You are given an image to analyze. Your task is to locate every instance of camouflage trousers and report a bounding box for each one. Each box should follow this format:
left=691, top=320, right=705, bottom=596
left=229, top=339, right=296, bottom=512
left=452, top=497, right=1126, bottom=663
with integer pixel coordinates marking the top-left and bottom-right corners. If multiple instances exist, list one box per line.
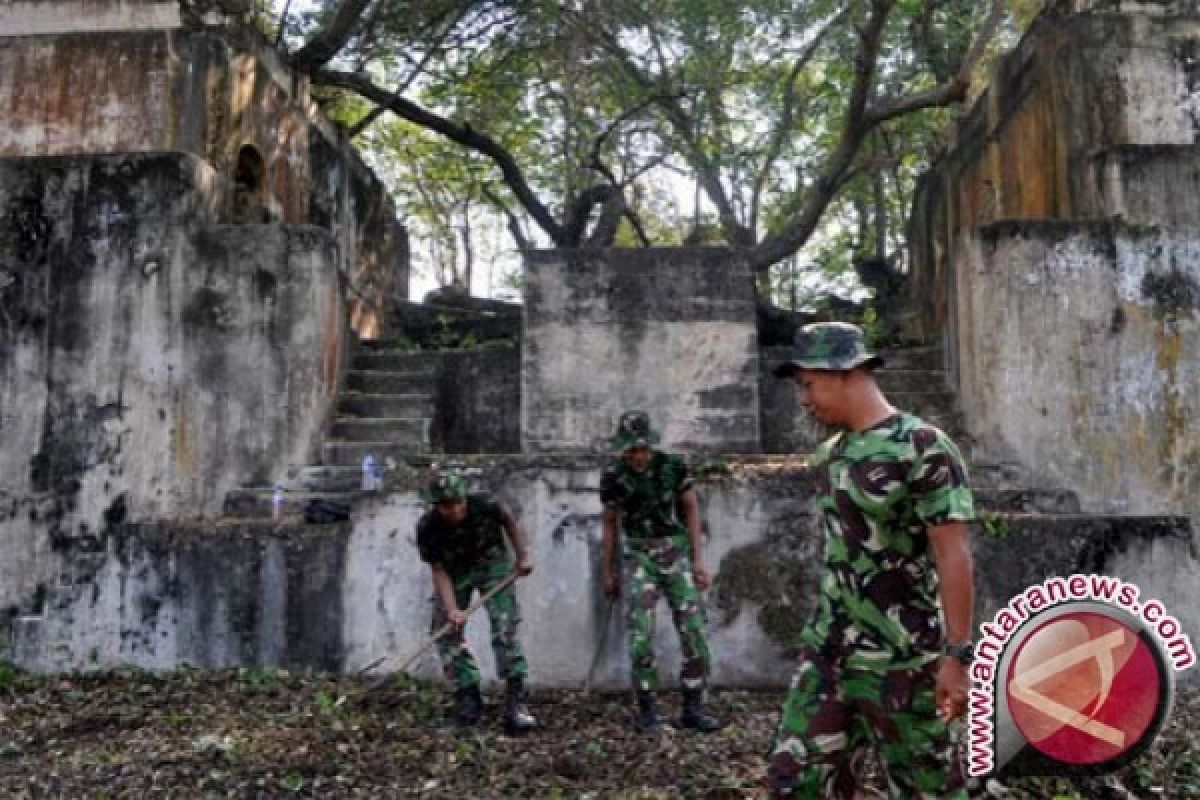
left=766, top=647, right=965, bottom=799
left=624, top=535, right=711, bottom=692
left=431, top=559, right=529, bottom=690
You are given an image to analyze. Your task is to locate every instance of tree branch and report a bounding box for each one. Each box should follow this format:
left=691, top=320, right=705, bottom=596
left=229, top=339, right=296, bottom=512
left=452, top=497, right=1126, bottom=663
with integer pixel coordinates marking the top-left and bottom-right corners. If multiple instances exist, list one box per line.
left=314, top=68, right=570, bottom=245
left=290, top=0, right=372, bottom=70
left=746, top=0, right=893, bottom=272
left=748, top=9, right=847, bottom=237
left=865, top=0, right=1005, bottom=125
left=481, top=185, right=532, bottom=251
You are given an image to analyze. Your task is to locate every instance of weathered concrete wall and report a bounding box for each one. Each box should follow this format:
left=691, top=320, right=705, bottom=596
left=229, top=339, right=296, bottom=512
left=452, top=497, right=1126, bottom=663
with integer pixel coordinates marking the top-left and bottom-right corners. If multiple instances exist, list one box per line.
left=0, top=17, right=406, bottom=330
left=908, top=3, right=1200, bottom=341
left=0, top=153, right=345, bottom=649
left=12, top=460, right=1197, bottom=687
left=522, top=248, right=762, bottom=453
left=759, top=345, right=827, bottom=454
left=3, top=460, right=823, bottom=685
left=435, top=345, right=522, bottom=454
left=952, top=220, right=1200, bottom=523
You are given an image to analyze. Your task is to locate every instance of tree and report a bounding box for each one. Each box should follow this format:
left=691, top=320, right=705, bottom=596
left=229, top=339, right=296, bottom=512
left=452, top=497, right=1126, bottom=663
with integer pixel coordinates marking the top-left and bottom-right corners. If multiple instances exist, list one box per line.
left=263, top=0, right=1020, bottom=277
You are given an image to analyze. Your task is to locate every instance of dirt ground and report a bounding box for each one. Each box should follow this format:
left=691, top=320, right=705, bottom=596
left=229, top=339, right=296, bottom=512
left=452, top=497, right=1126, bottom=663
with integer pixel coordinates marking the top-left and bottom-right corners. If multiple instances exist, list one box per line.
left=1, top=666, right=1197, bottom=798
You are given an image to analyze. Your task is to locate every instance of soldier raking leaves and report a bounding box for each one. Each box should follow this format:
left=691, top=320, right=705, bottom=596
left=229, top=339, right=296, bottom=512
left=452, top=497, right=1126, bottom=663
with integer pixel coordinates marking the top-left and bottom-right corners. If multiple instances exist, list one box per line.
left=416, top=468, right=537, bottom=734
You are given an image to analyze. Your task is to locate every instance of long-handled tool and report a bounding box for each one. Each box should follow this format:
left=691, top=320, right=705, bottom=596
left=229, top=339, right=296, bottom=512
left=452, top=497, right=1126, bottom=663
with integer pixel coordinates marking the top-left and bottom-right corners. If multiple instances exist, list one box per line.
left=362, top=570, right=520, bottom=692
left=582, top=595, right=617, bottom=696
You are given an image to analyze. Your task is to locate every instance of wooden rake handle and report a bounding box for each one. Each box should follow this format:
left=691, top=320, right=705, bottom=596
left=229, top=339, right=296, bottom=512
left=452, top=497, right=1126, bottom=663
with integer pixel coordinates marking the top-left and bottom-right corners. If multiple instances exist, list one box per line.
left=363, top=570, right=521, bottom=692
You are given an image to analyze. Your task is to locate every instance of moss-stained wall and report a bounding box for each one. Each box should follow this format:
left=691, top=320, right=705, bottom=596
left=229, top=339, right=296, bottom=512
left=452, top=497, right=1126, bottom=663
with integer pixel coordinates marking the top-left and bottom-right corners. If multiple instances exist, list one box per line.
left=0, top=19, right=407, bottom=330
left=0, top=153, right=344, bottom=649
left=953, top=220, right=1200, bottom=525
left=908, top=4, right=1200, bottom=343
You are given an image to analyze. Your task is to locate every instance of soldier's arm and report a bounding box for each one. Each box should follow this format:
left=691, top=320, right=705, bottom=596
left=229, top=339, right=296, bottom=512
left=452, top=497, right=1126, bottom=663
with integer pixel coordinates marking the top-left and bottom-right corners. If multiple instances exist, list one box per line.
left=601, top=508, right=620, bottom=596
left=431, top=563, right=467, bottom=628
left=499, top=504, right=533, bottom=575
left=929, top=521, right=974, bottom=720
left=680, top=488, right=710, bottom=590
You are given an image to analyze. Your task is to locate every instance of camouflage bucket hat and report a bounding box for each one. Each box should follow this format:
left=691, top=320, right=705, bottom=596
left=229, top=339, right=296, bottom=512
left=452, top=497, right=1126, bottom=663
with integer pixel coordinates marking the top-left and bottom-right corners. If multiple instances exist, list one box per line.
left=609, top=410, right=661, bottom=453
left=425, top=469, right=470, bottom=503
left=772, top=321, right=884, bottom=377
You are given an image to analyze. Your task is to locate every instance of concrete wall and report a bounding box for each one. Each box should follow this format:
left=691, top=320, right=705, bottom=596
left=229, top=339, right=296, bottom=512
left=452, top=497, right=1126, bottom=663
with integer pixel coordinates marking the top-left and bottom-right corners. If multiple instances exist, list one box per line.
left=952, top=220, right=1200, bottom=522
left=522, top=248, right=762, bottom=454
left=0, top=15, right=407, bottom=330
left=0, top=153, right=345, bottom=646
left=435, top=345, right=522, bottom=454
left=12, top=459, right=823, bottom=684
left=759, top=345, right=827, bottom=455
left=12, top=459, right=1197, bottom=686
left=907, top=3, right=1200, bottom=343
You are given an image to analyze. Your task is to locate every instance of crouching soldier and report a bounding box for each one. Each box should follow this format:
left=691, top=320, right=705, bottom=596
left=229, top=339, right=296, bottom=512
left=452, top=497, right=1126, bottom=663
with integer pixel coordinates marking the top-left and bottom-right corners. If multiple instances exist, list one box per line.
left=600, top=411, right=723, bottom=733
left=416, top=468, right=537, bottom=734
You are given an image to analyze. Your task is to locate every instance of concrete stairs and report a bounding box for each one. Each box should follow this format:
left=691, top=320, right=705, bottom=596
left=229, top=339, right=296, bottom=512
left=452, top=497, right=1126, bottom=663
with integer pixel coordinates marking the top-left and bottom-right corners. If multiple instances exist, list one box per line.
left=225, top=342, right=444, bottom=519
left=873, top=342, right=1195, bottom=615
left=875, top=342, right=1083, bottom=516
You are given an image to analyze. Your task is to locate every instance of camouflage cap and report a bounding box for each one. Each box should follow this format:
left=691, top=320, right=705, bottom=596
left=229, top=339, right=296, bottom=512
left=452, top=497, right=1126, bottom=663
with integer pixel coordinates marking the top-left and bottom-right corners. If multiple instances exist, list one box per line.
left=425, top=468, right=470, bottom=504
left=772, top=321, right=884, bottom=377
left=609, top=410, right=661, bottom=453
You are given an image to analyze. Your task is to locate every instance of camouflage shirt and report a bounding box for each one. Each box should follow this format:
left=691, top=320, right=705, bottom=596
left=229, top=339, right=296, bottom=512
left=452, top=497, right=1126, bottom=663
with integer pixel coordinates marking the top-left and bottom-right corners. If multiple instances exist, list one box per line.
left=599, top=451, right=693, bottom=540
left=803, top=412, right=975, bottom=668
left=416, top=493, right=510, bottom=575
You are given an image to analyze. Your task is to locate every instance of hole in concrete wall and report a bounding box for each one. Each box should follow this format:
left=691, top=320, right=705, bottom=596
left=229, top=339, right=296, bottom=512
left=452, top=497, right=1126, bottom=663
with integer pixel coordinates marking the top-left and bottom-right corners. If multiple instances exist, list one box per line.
left=231, top=144, right=266, bottom=224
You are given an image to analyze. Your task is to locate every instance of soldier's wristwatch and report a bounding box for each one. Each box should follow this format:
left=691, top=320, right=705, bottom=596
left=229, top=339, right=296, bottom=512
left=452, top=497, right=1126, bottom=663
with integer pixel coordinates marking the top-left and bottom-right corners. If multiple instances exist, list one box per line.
left=942, top=641, right=973, bottom=665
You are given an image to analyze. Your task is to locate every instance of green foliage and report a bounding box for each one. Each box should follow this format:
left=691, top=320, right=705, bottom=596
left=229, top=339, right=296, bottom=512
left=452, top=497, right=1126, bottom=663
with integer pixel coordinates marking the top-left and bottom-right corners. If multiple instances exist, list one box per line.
left=0, top=660, right=15, bottom=690
left=287, top=0, right=1041, bottom=298
left=980, top=511, right=1011, bottom=540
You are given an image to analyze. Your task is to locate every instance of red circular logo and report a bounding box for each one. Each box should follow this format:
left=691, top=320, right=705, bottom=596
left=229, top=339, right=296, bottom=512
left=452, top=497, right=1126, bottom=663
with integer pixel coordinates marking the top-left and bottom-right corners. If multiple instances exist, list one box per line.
left=1005, top=611, right=1161, bottom=765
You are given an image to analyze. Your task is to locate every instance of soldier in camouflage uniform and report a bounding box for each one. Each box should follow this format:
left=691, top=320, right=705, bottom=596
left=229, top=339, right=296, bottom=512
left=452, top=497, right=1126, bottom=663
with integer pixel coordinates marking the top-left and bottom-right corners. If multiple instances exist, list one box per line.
left=599, top=411, right=723, bottom=733
left=416, top=469, right=537, bottom=734
left=767, top=322, right=976, bottom=798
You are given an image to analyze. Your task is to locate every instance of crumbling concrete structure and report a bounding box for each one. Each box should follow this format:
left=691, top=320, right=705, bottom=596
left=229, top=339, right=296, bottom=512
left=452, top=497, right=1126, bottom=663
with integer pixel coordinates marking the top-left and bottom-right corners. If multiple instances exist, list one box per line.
left=908, top=0, right=1200, bottom=528
left=0, top=1, right=408, bottom=657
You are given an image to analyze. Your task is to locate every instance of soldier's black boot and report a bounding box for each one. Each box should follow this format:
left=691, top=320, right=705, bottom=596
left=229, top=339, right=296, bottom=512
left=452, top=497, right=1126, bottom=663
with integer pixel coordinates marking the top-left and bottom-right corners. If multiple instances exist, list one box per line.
left=680, top=688, right=723, bottom=733
left=452, top=685, right=483, bottom=727
left=503, top=677, right=537, bottom=735
left=635, top=690, right=660, bottom=733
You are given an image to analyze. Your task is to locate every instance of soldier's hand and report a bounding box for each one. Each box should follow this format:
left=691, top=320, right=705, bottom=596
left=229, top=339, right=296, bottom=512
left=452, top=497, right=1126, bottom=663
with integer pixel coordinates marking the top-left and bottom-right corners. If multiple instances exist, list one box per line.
left=447, top=609, right=468, bottom=630
left=936, top=658, right=969, bottom=722
left=603, top=573, right=619, bottom=597
left=516, top=556, right=534, bottom=576
left=693, top=562, right=711, bottom=590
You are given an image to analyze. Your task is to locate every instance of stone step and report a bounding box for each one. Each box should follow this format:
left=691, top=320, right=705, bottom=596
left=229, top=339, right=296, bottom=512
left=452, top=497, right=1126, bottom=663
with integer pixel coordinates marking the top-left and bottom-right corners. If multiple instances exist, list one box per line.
left=968, top=460, right=1026, bottom=489
left=911, top=408, right=967, bottom=438
left=287, top=466, right=372, bottom=492
left=888, top=391, right=961, bottom=419
left=337, top=392, right=436, bottom=418
left=322, top=440, right=439, bottom=466
left=224, top=488, right=362, bottom=518
left=330, top=416, right=432, bottom=443
left=972, top=513, right=1193, bottom=615
left=875, top=369, right=950, bottom=394
left=350, top=351, right=443, bottom=373
left=344, top=370, right=438, bottom=395
left=879, top=346, right=942, bottom=372
left=972, top=488, right=1081, bottom=514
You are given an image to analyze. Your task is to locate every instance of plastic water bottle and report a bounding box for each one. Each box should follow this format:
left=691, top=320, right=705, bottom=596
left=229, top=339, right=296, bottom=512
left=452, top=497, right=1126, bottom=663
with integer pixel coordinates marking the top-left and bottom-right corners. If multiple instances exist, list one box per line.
left=271, top=485, right=285, bottom=521
left=362, top=454, right=378, bottom=491
left=372, top=456, right=386, bottom=490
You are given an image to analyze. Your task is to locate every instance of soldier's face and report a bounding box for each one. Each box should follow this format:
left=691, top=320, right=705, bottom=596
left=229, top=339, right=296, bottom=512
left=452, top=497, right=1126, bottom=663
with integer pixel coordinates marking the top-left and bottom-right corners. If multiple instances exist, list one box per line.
left=794, top=369, right=846, bottom=425
left=623, top=446, right=652, bottom=472
left=435, top=498, right=467, bottom=525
